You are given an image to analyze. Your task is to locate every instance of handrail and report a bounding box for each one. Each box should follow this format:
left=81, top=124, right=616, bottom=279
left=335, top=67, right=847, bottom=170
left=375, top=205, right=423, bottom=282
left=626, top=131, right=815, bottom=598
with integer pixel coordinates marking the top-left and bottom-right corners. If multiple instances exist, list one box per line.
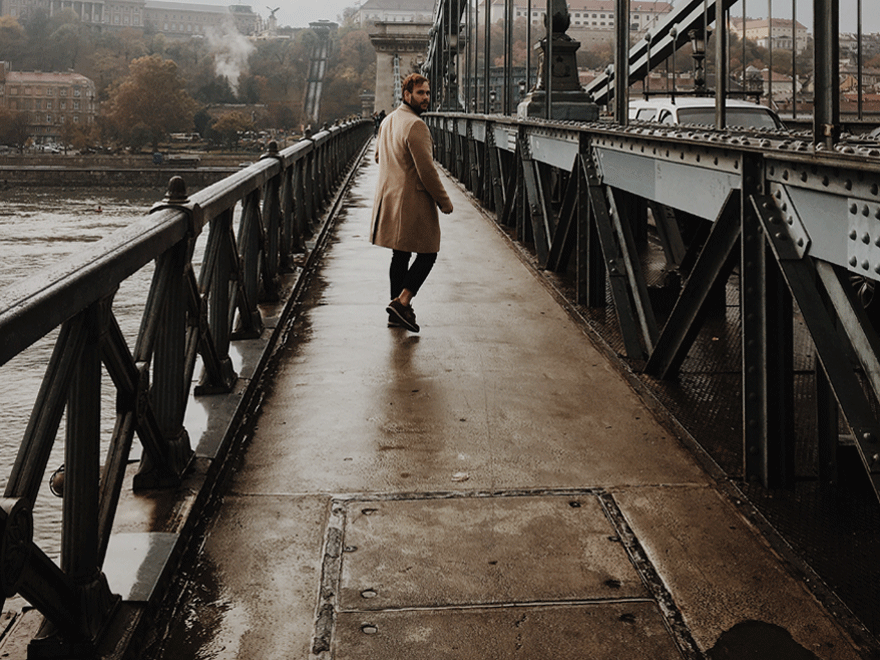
left=0, top=118, right=372, bottom=655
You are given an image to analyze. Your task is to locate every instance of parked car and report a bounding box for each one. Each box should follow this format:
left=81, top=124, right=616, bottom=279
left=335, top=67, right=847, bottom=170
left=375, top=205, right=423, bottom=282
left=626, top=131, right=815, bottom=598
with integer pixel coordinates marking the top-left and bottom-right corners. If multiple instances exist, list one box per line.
left=629, top=97, right=785, bottom=130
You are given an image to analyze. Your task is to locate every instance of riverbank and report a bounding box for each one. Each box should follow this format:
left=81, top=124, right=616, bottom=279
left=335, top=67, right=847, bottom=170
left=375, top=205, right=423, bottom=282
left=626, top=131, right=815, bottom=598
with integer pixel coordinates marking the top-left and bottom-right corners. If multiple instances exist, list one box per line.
left=0, top=153, right=260, bottom=189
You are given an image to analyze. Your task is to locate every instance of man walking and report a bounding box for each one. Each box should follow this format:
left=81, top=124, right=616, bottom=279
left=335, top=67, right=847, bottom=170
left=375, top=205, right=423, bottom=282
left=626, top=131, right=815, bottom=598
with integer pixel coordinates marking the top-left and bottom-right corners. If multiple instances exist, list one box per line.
left=370, top=73, right=453, bottom=333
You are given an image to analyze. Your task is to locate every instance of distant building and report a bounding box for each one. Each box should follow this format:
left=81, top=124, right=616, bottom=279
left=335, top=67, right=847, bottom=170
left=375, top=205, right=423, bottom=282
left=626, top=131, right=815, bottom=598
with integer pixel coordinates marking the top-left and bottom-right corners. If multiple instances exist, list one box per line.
left=0, top=63, right=97, bottom=143
left=1, top=0, right=260, bottom=37
left=486, top=0, right=672, bottom=36
left=144, top=1, right=259, bottom=37
left=730, top=17, right=809, bottom=54
left=357, top=0, right=435, bottom=26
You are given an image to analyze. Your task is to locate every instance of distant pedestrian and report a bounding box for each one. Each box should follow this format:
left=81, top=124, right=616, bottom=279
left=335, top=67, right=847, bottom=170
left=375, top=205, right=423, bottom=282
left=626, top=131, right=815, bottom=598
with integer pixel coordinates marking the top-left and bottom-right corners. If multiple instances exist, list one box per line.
left=370, top=74, right=452, bottom=333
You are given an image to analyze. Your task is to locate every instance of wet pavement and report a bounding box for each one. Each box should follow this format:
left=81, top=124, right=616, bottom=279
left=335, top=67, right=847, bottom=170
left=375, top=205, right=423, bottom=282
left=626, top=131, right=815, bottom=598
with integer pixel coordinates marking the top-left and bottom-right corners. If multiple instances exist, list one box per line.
left=152, top=149, right=866, bottom=659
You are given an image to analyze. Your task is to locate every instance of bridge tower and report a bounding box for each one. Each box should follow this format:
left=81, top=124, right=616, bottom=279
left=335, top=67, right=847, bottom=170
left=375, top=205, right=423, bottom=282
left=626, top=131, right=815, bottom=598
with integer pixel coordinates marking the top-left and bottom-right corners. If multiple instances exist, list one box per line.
left=368, top=21, right=432, bottom=114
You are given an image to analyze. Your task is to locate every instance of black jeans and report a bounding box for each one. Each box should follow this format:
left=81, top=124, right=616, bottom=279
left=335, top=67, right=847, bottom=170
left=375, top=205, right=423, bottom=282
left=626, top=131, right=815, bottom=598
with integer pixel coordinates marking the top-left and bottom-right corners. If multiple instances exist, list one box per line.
left=389, top=250, right=437, bottom=301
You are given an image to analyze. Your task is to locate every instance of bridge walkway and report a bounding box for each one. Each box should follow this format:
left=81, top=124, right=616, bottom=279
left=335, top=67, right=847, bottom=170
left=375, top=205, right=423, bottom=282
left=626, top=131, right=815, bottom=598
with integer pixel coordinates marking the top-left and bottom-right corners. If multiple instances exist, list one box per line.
left=151, top=148, right=863, bottom=659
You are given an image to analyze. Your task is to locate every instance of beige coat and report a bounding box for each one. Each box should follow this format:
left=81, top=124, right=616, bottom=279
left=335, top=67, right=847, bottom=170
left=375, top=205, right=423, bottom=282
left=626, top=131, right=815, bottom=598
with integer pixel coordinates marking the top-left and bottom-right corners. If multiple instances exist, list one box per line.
left=370, top=104, right=452, bottom=254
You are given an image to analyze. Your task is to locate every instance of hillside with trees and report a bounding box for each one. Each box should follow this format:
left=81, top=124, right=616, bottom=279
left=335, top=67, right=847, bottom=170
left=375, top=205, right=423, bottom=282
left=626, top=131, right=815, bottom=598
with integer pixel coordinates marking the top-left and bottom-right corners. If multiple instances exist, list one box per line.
left=0, top=7, right=374, bottom=150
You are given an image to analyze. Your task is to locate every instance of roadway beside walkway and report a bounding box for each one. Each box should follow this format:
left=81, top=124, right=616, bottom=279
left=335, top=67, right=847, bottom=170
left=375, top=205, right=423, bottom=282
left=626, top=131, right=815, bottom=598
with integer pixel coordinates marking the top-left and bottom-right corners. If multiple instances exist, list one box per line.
left=151, top=148, right=866, bottom=659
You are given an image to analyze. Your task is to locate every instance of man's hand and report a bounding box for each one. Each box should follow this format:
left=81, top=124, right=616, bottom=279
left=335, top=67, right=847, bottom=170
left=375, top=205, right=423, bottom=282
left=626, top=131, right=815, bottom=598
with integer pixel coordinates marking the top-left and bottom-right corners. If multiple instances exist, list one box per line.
left=439, top=201, right=453, bottom=214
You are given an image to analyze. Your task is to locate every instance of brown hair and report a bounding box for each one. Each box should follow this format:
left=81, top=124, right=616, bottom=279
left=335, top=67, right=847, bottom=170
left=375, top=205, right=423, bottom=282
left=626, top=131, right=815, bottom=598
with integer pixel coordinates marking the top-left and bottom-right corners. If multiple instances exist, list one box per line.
left=402, top=73, right=429, bottom=95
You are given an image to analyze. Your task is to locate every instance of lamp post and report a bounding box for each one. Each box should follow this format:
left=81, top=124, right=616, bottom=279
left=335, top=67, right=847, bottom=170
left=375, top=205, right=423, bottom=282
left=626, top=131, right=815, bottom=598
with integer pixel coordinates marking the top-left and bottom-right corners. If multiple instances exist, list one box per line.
left=489, top=88, right=497, bottom=113
left=689, top=27, right=710, bottom=95
left=518, top=79, right=527, bottom=100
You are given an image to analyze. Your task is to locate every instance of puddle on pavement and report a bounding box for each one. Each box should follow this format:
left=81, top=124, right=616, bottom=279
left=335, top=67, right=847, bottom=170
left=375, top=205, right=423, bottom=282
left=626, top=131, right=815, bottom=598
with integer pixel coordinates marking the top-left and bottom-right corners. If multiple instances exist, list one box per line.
left=707, top=621, right=822, bottom=659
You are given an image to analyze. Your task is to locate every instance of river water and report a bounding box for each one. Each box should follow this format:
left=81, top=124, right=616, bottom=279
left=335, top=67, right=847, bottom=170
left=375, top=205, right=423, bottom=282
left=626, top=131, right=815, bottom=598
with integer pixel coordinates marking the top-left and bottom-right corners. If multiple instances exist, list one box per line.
left=0, top=186, right=169, bottom=560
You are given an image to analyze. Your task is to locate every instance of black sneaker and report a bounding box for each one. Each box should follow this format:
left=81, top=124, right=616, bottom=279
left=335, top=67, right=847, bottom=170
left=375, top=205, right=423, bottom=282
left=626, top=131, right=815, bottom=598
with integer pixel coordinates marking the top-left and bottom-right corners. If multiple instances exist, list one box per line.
left=386, top=299, right=419, bottom=332
left=388, top=314, right=403, bottom=328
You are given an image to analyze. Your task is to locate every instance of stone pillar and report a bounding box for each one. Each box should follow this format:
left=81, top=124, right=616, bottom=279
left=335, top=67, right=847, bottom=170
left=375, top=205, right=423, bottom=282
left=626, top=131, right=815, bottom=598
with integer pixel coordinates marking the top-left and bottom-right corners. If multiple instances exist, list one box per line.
left=369, top=22, right=432, bottom=114
left=517, top=0, right=598, bottom=121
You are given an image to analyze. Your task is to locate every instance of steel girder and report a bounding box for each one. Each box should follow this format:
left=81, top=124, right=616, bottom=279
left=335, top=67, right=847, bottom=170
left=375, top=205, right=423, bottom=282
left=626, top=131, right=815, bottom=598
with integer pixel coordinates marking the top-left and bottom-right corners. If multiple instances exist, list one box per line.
left=426, top=112, right=880, bottom=502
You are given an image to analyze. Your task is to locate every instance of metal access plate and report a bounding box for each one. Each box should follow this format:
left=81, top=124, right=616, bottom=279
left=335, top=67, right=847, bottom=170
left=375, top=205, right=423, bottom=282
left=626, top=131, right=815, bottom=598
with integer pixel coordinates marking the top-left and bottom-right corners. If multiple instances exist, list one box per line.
left=333, top=602, right=682, bottom=660
left=338, top=495, right=647, bottom=610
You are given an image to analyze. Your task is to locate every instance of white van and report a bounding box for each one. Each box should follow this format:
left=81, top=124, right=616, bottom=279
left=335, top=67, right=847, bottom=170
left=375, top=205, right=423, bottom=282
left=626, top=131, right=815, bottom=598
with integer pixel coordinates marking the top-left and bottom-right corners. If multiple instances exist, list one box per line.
left=629, top=97, right=785, bottom=130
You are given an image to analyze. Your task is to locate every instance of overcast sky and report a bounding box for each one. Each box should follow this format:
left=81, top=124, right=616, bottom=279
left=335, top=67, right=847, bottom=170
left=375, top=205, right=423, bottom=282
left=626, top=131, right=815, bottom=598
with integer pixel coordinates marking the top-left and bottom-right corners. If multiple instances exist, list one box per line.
left=269, top=0, right=880, bottom=33
left=724, top=0, right=880, bottom=33
left=271, top=0, right=357, bottom=29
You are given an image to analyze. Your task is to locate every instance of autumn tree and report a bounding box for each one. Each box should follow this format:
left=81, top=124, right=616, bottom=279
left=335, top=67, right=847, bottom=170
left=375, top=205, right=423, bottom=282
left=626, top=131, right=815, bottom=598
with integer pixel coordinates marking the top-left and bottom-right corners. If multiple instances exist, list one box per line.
left=104, top=54, right=199, bottom=150
left=211, top=110, right=255, bottom=147
left=0, top=16, right=25, bottom=65
left=0, top=108, right=31, bottom=149
left=319, top=27, right=377, bottom=122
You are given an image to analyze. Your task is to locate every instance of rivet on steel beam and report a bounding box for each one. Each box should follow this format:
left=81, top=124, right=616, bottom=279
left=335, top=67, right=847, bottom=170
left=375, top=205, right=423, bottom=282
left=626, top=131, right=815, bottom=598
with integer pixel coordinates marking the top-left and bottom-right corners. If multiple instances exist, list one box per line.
left=49, top=464, right=64, bottom=497
left=787, top=216, right=794, bottom=226
left=361, top=624, right=378, bottom=635
left=823, top=176, right=830, bottom=187
left=864, top=233, right=872, bottom=244
left=798, top=238, right=805, bottom=247
left=846, top=180, right=854, bottom=191
left=850, top=204, right=859, bottom=215
left=864, top=260, right=871, bottom=270
left=776, top=232, right=787, bottom=241
left=865, top=205, right=871, bottom=217
left=361, top=589, right=378, bottom=599
left=874, top=264, right=880, bottom=274
left=851, top=230, right=858, bottom=240
left=864, top=432, right=876, bottom=443
left=801, top=171, right=808, bottom=182
left=872, top=184, right=879, bottom=196
left=775, top=190, right=782, bottom=199
left=851, top=256, right=859, bottom=267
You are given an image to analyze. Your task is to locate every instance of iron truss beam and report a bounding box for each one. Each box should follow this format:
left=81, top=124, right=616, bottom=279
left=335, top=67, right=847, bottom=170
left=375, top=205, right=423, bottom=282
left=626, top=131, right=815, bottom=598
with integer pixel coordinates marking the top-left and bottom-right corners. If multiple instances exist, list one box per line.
left=426, top=112, right=880, bottom=503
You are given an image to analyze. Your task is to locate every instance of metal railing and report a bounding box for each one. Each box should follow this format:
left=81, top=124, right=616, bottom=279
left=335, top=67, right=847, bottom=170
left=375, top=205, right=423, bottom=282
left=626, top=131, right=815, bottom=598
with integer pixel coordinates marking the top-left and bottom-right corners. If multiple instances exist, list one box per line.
left=427, top=0, right=880, bottom=138
left=427, top=110, right=880, bottom=504
left=0, top=118, right=372, bottom=655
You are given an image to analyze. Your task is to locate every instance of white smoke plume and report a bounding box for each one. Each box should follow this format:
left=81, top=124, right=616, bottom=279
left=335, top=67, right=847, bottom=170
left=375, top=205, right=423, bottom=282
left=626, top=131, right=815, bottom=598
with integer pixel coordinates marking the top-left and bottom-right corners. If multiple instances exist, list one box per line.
left=206, top=22, right=256, bottom=97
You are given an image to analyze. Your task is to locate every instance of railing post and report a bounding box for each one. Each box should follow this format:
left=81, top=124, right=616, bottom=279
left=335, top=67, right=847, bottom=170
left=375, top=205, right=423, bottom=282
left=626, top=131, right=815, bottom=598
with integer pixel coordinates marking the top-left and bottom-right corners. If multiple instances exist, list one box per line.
left=260, top=142, right=284, bottom=292
left=195, top=207, right=238, bottom=394
left=281, top=158, right=298, bottom=266
left=138, top=237, right=193, bottom=487
left=234, top=190, right=265, bottom=338
left=715, top=4, right=727, bottom=129
left=741, top=154, right=795, bottom=488
left=30, top=300, right=120, bottom=657
left=613, top=0, right=630, bottom=125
